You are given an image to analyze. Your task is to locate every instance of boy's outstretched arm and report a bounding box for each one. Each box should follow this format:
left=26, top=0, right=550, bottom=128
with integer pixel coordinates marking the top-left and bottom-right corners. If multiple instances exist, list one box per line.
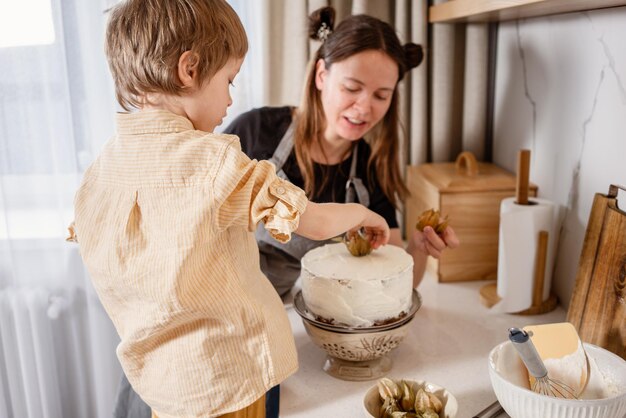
left=295, top=202, right=390, bottom=248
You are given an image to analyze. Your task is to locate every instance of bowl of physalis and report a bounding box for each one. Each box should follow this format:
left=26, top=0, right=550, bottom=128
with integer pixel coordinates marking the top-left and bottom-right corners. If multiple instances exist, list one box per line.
left=363, top=377, right=458, bottom=418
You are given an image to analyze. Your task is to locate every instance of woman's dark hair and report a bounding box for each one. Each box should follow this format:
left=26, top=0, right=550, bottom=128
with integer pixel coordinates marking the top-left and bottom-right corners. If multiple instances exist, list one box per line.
left=309, top=7, right=422, bottom=80
left=295, top=6, right=423, bottom=205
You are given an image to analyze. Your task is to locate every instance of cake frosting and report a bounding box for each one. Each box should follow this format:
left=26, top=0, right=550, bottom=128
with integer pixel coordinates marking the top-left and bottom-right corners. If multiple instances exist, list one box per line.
left=301, top=243, right=413, bottom=327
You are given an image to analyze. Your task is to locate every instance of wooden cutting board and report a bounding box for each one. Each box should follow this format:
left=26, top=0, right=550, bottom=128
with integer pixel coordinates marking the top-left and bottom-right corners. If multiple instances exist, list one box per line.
left=567, top=184, right=626, bottom=360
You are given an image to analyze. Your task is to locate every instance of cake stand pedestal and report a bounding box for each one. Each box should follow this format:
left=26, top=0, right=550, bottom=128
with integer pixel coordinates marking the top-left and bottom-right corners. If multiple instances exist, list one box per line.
left=293, top=290, right=422, bottom=382
left=323, top=355, right=392, bottom=381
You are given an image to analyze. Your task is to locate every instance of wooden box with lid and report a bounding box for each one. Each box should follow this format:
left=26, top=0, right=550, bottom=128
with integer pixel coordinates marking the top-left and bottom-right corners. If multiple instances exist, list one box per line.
left=404, top=152, right=537, bottom=282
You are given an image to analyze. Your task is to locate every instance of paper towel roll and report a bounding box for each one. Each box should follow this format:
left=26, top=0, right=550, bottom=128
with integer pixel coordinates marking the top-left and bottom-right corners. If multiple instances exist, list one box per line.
left=493, top=197, right=561, bottom=313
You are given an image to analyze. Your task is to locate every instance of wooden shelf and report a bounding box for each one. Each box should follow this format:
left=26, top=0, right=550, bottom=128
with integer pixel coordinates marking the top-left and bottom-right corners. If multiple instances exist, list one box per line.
left=429, top=0, right=626, bottom=23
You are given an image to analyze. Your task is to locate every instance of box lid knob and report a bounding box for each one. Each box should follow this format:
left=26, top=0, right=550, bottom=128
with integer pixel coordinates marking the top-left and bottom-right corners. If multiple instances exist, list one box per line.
left=455, top=151, right=479, bottom=177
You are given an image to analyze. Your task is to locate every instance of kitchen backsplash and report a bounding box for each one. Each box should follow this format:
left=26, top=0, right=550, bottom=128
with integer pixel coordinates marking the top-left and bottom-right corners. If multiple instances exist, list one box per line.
left=493, top=7, right=626, bottom=309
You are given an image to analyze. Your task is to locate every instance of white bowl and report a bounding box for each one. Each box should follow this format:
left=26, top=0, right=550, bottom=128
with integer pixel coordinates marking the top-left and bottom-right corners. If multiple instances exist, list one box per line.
left=488, top=342, right=626, bottom=418
left=362, top=379, right=458, bottom=418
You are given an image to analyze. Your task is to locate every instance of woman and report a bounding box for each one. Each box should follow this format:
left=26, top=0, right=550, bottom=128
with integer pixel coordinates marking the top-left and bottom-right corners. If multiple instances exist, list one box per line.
left=114, top=7, right=458, bottom=418
left=224, top=7, right=459, bottom=297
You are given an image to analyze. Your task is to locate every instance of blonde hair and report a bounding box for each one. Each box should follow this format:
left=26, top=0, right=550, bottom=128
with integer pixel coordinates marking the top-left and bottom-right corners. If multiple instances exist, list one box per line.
left=105, top=0, right=248, bottom=111
left=295, top=8, right=423, bottom=206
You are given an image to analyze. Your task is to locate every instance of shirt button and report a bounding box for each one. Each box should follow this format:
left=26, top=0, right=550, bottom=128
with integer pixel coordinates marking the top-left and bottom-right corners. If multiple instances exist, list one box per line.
left=276, top=186, right=286, bottom=195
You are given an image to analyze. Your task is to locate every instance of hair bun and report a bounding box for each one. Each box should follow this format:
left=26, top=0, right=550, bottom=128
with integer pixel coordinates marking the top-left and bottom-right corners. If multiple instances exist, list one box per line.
left=308, top=7, right=336, bottom=41
left=404, top=43, right=424, bottom=69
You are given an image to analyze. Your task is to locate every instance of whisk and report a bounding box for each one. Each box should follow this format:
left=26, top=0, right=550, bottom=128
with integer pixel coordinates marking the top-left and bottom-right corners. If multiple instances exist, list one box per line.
left=508, top=327, right=579, bottom=399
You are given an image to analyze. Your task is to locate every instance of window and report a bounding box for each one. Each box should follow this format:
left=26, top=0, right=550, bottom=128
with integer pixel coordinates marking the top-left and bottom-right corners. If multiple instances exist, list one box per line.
left=0, top=0, right=55, bottom=48
left=0, top=0, right=116, bottom=243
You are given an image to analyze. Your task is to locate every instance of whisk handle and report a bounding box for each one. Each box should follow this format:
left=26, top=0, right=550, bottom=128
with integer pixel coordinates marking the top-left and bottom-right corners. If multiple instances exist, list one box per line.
left=508, top=328, right=548, bottom=379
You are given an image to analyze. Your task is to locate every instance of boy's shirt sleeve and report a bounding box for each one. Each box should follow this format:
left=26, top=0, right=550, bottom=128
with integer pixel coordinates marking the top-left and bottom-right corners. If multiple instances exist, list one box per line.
left=213, top=138, right=307, bottom=243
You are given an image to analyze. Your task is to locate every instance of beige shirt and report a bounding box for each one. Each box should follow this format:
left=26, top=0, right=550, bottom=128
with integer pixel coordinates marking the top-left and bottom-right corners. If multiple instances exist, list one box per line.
left=70, top=110, right=307, bottom=417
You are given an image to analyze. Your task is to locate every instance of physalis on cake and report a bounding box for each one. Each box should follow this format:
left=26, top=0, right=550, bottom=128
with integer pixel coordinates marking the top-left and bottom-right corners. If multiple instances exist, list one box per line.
left=343, top=228, right=373, bottom=257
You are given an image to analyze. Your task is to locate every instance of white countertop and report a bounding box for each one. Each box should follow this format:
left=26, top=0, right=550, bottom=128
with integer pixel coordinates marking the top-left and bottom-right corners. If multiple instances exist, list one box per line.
left=279, top=272, right=566, bottom=418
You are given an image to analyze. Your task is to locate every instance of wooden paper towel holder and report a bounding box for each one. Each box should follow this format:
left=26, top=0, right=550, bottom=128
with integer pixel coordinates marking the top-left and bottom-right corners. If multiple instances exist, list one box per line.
left=479, top=230, right=558, bottom=314
left=479, top=150, right=557, bottom=314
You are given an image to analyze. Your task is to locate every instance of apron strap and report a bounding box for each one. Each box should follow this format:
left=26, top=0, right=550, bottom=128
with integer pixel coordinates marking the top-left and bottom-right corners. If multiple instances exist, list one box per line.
left=345, top=144, right=370, bottom=207
left=269, top=121, right=296, bottom=181
left=271, top=120, right=370, bottom=207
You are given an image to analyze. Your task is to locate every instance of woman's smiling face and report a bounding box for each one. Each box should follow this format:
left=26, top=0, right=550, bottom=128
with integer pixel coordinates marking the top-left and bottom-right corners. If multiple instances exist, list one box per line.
left=315, top=49, right=399, bottom=143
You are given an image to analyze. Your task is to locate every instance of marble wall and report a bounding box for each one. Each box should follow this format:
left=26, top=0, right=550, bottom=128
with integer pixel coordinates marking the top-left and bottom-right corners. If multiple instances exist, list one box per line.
left=493, top=7, right=626, bottom=308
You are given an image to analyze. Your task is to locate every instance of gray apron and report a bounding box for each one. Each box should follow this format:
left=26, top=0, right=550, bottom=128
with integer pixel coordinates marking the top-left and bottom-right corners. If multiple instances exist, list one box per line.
left=256, top=122, right=370, bottom=296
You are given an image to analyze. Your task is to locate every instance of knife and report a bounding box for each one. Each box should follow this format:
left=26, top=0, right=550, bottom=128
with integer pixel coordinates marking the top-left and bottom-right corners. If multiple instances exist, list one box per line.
left=472, top=400, right=505, bottom=418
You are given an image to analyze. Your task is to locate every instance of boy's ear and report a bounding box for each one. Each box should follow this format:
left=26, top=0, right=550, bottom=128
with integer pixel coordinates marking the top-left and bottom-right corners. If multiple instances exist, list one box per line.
left=178, top=51, right=200, bottom=88
left=314, top=59, right=327, bottom=91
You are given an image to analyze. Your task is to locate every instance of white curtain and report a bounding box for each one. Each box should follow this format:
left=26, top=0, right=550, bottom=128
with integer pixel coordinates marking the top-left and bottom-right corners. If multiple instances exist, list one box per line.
left=220, top=0, right=270, bottom=129
left=0, top=0, right=123, bottom=416
left=0, top=0, right=261, bottom=417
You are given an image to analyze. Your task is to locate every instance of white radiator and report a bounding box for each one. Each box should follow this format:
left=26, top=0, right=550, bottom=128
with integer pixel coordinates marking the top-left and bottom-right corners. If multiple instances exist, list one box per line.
left=0, top=287, right=120, bottom=418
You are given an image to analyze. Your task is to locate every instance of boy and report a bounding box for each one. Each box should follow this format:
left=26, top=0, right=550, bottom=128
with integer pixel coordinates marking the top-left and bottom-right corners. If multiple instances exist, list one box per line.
left=69, top=1, right=389, bottom=417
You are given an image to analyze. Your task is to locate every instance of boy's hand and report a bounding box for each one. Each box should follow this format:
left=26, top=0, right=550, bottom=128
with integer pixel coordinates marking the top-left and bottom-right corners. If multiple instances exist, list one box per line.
left=410, top=225, right=459, bottom=258
left=357, top=209, right=390, bottom=249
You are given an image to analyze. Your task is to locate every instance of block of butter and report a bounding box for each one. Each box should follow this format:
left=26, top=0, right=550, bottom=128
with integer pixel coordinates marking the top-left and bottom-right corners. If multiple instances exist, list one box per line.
left=523, top=322, right=589, bottom=397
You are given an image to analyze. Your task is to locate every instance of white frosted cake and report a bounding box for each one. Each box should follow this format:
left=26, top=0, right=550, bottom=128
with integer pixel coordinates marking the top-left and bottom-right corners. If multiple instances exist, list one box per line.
left=301, top=243, right=413, bottom=327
